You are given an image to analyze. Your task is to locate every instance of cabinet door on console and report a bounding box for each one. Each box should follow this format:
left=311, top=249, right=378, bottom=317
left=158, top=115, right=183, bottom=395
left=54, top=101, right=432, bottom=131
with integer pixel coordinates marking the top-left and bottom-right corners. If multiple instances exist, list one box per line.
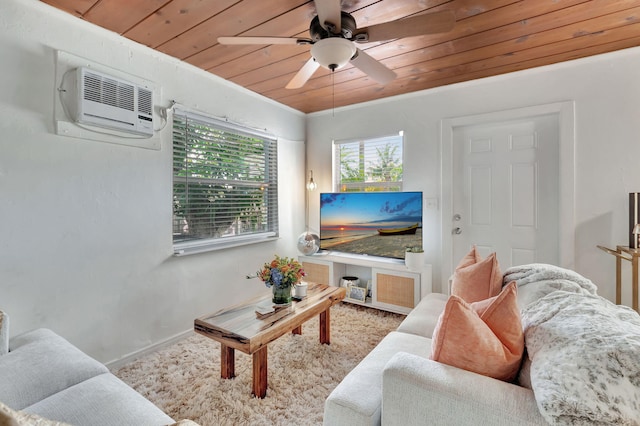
left=301, top=261, right=330, bottom=285
left=373, top=269, right=420, bottom=313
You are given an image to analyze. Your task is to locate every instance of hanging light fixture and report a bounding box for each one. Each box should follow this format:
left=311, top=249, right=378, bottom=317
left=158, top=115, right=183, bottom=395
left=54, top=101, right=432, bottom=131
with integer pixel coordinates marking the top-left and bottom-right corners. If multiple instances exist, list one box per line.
left=298, top=170, right=320, bottom=255
left=310, top=38, right=356, bottom=71
left=306, top=170, right=317, bottom=191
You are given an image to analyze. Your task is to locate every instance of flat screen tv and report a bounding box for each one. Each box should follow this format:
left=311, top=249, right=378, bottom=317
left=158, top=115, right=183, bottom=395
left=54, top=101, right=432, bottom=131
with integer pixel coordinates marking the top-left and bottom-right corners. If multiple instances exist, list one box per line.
left=319, top=191, right=423, bottom=260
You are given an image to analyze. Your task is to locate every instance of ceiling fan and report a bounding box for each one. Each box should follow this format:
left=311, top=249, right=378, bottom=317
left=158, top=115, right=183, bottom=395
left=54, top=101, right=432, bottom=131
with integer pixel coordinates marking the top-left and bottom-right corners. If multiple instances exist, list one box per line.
left=218, top=0, right=455, bottom=89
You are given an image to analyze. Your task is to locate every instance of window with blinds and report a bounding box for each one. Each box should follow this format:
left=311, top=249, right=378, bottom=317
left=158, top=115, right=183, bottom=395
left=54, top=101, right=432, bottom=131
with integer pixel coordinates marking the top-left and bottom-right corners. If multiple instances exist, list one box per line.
left=172, top=108, right=278, bottom=254
left=334, top=133, right=404, bottom=192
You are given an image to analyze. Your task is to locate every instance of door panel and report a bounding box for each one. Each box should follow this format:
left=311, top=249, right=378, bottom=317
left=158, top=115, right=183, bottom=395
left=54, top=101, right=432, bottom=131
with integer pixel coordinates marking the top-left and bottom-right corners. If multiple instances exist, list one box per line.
left=452, top=114, right=559, bottom=270
left=470, top=166, right=492, bottom=226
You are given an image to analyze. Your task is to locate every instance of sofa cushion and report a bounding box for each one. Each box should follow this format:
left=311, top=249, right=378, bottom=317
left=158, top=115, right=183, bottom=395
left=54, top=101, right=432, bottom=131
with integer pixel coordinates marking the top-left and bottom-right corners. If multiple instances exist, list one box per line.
left=0, top=400, right=72, bottom=426
left=382, top=352, right=547, bottom=426
left=23, top=373, right=174, bottom=426
left=451, top=248, right=502, bottom=303
left=396, top=292, right=448, bottom=338
left=0, top=312, right=8, bottom=356
left=0, top=329, right=108, bottom=410
left=522, top=290, right=640, bottom=425
left=324, top=331, right=432, bottom=426
left=430, top=282, right=524, bottom=382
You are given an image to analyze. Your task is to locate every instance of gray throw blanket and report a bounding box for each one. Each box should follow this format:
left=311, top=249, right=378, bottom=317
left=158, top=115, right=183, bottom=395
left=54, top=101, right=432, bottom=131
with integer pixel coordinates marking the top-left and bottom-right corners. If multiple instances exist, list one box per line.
left=506, top=264, right=640, bottom=425
left=502, top=263, right=597, bottom=308
left=521, top=290, right=640, bottom=425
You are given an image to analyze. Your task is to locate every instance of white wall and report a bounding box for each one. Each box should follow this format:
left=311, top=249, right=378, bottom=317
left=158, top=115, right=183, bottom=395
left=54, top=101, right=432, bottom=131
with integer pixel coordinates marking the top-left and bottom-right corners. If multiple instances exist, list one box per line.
left=307, top=46, right=640, bottom=307
left=0, top=0, right=306, bottom=364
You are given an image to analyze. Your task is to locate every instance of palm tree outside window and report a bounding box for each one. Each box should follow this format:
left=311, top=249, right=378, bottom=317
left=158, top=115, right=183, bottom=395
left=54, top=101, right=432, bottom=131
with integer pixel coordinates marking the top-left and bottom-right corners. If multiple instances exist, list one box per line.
left=333, top=132, right=403, bottom=192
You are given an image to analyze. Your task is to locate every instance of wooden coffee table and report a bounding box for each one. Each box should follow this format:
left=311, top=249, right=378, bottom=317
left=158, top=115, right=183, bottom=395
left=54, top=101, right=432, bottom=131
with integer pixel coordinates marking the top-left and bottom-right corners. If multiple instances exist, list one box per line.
left=194, top=282, right=346, bottom=398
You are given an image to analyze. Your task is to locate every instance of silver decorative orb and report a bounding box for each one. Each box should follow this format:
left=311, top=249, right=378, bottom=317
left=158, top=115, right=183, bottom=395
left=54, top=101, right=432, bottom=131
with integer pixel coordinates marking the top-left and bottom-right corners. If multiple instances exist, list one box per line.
left=297, top=232, right=320, bottom=255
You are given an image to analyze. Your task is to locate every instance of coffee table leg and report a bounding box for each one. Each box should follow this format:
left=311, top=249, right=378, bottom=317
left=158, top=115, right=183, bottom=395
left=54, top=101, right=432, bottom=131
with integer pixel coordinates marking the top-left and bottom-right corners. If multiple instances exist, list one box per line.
left=320, top=308, right=330, bottom=344
left=252, top=346, right=268, bottom=398
left=221, top=344, right=235, bottom=379
left=292, top=325, right=302, bottom=335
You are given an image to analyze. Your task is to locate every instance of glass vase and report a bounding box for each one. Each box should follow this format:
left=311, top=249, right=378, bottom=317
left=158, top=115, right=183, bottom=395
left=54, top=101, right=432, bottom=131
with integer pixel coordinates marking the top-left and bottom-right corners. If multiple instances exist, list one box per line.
left=272, top=285, right=292, bottom=306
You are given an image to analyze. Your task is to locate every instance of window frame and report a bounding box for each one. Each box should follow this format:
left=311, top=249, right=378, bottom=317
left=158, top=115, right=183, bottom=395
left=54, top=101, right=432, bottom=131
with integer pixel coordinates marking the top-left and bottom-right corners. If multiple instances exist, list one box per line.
left=172, top=107, right=279, bottom=256
left=333, top=132, right=404, bottom=192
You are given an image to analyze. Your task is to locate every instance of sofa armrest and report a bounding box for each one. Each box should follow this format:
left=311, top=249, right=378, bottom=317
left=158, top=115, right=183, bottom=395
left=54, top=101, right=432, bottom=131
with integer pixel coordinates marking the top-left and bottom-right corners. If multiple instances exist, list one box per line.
left=382, top=352, right=546, bottom=426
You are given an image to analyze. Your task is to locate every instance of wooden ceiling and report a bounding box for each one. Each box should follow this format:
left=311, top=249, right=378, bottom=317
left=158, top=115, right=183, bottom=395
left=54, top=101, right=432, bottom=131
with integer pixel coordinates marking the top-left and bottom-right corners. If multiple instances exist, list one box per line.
left=41, top=0, right=640, bottom=113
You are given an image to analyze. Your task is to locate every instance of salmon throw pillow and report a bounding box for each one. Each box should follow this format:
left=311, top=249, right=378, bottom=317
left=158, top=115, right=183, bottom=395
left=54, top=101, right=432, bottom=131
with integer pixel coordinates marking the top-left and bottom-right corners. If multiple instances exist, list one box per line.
left=455, top=244, right=482, bottom=270
left=430, top=281, right=524, bottom=382
left=451, top=246, right=502, bottom=303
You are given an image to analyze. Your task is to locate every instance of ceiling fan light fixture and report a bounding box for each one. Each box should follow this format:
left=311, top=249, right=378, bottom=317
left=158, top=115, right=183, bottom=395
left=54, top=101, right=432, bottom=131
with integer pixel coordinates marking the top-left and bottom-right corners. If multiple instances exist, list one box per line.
left=311, top=38, right=356, bottom=71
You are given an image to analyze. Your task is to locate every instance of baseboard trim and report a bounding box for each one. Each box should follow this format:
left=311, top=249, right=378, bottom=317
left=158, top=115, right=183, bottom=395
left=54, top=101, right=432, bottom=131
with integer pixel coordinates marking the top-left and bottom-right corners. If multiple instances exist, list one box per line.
left=105, top=329, right=194, bottom=371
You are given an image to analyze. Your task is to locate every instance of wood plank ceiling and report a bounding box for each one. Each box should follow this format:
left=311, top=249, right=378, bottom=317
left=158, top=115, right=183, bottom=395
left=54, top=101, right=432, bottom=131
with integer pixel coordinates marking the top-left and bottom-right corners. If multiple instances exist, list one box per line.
left=41, top=0, right=640, bottom=113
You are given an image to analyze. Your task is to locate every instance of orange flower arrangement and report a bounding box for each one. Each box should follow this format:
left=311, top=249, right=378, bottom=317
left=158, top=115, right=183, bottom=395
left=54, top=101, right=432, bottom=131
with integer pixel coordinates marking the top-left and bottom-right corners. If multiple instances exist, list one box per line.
left=257, top=255, right=305, bottom=289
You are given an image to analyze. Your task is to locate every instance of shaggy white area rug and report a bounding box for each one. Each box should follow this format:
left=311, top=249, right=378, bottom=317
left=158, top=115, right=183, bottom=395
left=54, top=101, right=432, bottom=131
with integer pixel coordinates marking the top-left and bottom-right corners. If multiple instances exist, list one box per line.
left=113, top=303, right=403, bottom=426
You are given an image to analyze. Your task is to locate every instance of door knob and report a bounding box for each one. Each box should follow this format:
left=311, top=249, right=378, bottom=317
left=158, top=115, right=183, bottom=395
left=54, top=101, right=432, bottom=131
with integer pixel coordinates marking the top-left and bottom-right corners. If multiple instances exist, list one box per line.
left=452, top=227, right=462, bottom=235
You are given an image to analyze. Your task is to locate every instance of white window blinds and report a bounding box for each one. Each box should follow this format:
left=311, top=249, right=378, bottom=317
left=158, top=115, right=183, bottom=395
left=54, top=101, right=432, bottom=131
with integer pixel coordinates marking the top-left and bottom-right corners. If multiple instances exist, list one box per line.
left=334, top=133, right=403, bottom=192
left=172, top=108, right=278, bottom=254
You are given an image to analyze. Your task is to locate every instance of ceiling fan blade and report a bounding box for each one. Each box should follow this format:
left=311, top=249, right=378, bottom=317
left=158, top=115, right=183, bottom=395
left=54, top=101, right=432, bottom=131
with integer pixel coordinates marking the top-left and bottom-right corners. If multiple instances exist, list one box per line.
left=356, top=10, right=455, bottom=43
left=218, top=36, right=311, bottom=45
left=350, top=49, right=396, bottom=85
left=314, top=0, right=342, bottom=33
left=286, top=57, right=320, bottom=89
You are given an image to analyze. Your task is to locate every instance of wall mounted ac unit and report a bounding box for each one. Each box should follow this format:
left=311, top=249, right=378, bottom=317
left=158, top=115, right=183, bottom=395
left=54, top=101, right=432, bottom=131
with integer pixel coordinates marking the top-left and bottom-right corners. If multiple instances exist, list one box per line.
left=63, top=67, right=154, bottom=137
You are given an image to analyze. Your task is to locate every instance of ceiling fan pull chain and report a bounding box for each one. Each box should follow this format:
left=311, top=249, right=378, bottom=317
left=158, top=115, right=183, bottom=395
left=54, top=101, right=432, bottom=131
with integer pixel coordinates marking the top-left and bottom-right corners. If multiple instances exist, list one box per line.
left=332, top=70, right=335, bottom=117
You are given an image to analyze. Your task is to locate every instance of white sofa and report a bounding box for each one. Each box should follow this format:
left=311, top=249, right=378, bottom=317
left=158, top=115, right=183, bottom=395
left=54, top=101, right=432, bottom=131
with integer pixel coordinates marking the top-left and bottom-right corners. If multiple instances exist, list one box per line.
left=324, top=264, right=640, bottom=425
left=323, top=291, right=546, bottom=426
left=0, top=312, right=183, bottom=426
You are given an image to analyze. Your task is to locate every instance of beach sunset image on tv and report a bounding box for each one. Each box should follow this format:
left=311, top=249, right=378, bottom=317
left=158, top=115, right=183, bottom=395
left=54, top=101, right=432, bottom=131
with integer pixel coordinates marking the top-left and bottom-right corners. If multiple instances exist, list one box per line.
left=319, top=192, right=423, bottom=259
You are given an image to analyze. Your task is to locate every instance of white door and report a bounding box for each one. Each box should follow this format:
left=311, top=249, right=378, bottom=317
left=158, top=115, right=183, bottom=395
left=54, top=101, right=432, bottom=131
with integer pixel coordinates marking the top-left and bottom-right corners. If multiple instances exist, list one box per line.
left=452, top=114, right=560, bottom=269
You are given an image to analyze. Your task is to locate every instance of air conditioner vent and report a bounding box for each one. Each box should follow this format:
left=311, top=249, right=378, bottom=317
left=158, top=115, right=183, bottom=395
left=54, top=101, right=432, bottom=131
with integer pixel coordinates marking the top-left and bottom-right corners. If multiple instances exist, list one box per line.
left=65, top=67, right=154, bottom=137
left=138, top=88, right=153, bottom=115
left=83, top=72, right=135, bottom=111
